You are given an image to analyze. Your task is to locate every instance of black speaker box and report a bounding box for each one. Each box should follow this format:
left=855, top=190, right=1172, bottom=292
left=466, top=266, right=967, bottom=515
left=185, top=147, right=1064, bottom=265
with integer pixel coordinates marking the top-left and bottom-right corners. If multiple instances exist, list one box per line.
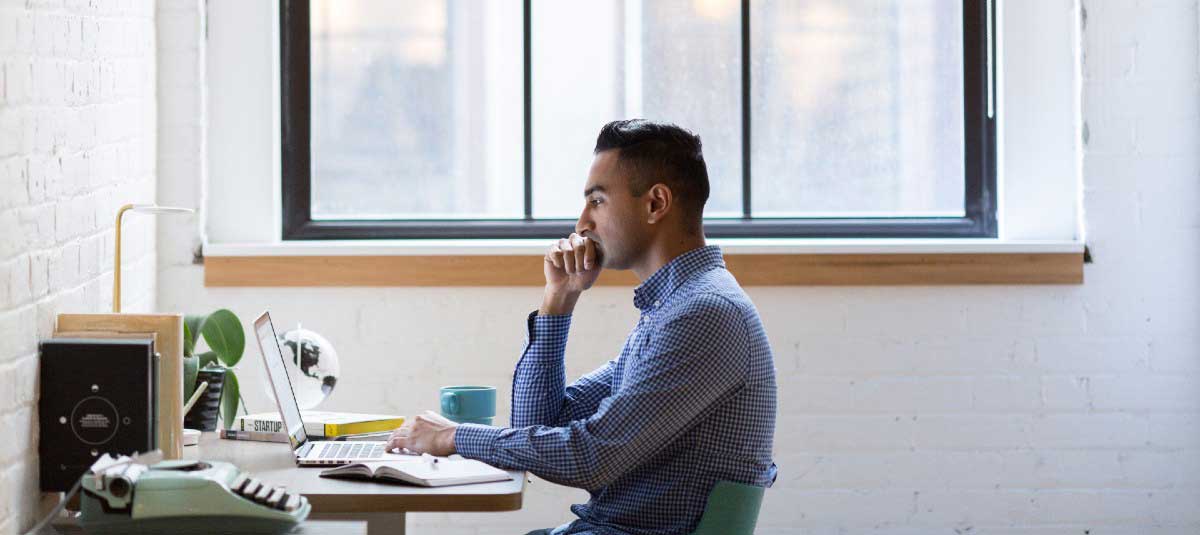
left=38, top=338, right=157, bottom=491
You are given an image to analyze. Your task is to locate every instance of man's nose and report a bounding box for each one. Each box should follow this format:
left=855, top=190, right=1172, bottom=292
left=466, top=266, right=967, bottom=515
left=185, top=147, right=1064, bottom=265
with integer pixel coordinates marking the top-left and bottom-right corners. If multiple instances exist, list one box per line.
left=575, top=213, right=594, bottom=235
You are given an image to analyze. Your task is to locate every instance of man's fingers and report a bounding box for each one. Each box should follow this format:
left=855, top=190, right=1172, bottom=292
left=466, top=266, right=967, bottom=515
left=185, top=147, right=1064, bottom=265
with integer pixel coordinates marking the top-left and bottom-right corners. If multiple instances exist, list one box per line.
left=557, top=238, right=575, bottom=273
left=573, top=236, right=591, bottom=271
left=583, top=237, right=596, bottom=270
left=573, top=239, right=587, bottom=272
left=547, top=245, right=563, bottom=268
left=554, top=239, right=573, bottom=269
left=563, top=244, right=577, bottom=273
left=547, top=235, right=595, bottom=274
left=568, top=233, right=595, bottom=271
left=388, top=435, right=407, bottom=452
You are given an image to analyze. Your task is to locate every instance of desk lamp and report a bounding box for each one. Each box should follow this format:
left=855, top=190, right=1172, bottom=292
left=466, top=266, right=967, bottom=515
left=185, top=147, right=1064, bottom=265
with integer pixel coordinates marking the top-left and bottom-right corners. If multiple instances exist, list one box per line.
left=113, top=204, right=194, bottom=312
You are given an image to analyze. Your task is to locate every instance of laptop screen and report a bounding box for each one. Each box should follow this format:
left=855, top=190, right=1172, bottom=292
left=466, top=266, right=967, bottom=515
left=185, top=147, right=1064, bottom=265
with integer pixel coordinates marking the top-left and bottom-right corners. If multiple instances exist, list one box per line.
left=254, top=312, right=308, bottom=450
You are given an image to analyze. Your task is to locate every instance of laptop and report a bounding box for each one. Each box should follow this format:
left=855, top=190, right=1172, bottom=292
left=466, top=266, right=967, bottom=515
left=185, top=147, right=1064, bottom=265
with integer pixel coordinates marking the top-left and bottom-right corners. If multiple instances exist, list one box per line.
left=254, top=311, right=398, bottom=466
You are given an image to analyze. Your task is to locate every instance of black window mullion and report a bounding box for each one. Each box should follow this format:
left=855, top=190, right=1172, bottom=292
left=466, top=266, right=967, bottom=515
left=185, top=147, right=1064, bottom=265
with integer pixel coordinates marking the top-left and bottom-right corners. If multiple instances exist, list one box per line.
left=280, top=0, right=311, bottom=240
left=740, top=0, right=751, bottom=220
left=961, top=0, right=998, bottom=237
left=523, top=0, right=532, bottom=221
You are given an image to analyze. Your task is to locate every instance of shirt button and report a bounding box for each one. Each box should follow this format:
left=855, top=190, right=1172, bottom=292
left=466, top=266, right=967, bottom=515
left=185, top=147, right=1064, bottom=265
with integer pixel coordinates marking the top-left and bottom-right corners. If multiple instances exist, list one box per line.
left=653, top=300, right=661, bottom=308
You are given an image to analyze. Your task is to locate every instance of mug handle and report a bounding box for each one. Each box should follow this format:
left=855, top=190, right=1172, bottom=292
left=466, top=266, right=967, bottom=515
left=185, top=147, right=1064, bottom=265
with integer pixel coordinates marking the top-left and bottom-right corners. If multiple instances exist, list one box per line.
left=441, top=391, right=459, bottom=415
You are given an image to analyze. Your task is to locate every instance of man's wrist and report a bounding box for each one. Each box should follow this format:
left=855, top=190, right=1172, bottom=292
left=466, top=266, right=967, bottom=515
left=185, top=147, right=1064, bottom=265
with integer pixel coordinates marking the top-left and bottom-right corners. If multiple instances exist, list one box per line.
left=539, top=288, right=580, bottom=316
left=441, top=425, right=459, bottom=455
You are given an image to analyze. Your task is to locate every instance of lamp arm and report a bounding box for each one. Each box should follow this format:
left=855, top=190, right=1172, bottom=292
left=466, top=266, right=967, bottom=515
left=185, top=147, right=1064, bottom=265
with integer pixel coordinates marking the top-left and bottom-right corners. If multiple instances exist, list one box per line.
left=112, top=203, right=135, bottom=313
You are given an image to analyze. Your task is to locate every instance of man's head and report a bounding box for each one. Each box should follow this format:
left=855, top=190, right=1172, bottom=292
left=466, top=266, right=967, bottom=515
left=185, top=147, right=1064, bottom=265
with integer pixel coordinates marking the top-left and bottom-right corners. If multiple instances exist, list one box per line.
left=576, top=119, right=710, bottom=270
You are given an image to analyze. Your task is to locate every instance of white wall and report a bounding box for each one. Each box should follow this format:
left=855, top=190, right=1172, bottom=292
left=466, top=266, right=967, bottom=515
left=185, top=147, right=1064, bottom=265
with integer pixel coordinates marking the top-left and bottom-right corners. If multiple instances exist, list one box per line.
left=0, top=1, right=158, bottom=533
left=155, top=1, right=1200, bottom=534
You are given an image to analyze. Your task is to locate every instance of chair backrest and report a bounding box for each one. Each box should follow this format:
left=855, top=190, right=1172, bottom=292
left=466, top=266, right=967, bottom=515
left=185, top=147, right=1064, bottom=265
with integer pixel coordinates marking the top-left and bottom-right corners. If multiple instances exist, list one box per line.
left=690, top=481, right=765, bottom=535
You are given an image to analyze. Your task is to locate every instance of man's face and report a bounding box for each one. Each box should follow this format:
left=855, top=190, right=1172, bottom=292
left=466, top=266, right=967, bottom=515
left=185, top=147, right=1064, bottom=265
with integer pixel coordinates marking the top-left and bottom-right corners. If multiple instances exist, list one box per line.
left=575, top=150, right=650, bottom=270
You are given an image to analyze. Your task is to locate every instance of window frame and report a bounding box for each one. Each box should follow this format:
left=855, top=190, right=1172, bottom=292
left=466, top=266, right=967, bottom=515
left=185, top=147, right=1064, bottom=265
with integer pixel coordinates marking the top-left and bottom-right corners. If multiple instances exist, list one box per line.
left=280, top=0, right=997, bottom=240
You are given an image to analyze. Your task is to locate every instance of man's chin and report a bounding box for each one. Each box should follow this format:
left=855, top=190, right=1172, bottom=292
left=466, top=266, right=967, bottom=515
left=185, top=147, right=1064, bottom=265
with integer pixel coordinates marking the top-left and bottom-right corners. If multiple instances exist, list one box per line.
left=598, top=254, right=626, bottom=271
left=592, top=243, right=608, bottom=268
left=593, top=242, right=628, bottom=271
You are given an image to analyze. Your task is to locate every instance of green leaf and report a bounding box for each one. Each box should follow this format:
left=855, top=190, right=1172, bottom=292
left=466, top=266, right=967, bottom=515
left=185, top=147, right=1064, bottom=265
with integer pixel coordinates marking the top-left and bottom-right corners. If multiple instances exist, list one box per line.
left=183, top=355, right=199, bottom=404
left=197, top=351, right=219, bottom=369
left=201, top=309, right=245, bottom=368
left=220, top=370, right=240, bottom=430
left=183, top=314, right=207, bottom=357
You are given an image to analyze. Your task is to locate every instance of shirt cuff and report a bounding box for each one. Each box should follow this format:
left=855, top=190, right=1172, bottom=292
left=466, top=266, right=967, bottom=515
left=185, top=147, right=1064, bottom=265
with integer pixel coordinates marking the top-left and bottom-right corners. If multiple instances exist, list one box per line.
left=525, top=310, right=572, bottom=356
left=453, top=423, right=504, bottom=464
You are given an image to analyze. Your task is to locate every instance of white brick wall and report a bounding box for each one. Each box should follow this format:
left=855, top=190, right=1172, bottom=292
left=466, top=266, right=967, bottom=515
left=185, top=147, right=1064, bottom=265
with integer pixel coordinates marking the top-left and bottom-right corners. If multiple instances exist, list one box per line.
left=0, top=1, right=157, bottom=534
left=158, top=0, right=1200, bottom=533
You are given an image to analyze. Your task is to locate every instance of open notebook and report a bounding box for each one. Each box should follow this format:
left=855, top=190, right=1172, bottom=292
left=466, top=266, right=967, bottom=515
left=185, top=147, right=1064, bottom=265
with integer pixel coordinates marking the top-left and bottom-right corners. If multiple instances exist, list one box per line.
left=319, top=458, right=512, bottom=487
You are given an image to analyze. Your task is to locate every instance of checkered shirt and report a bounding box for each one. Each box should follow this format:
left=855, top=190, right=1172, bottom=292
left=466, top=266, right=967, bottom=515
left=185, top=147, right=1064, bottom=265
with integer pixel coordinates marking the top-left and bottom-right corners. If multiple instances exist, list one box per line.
left=455, top=245, right=778, bottom=535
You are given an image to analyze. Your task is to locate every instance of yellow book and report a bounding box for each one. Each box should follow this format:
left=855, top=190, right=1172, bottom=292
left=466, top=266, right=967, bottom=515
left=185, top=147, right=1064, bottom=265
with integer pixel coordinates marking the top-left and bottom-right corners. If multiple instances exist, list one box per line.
left=236, top=411, right=405, bottom=438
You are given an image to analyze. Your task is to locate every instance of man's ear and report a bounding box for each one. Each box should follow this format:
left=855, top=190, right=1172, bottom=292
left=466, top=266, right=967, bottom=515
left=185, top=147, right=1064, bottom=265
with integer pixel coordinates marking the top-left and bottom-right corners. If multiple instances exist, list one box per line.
left=645, top=183, right=672, bottom=224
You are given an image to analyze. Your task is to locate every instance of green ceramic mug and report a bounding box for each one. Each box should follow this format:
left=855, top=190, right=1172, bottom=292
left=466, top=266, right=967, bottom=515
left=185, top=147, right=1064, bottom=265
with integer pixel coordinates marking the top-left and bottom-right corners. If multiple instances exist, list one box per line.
left=439, top=385, right=496, bottom=425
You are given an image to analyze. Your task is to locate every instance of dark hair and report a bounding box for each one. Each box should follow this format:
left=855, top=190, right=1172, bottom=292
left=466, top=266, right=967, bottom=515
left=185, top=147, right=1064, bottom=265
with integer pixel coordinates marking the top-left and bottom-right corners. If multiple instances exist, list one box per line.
left=594, top=119, right=710, bottom=232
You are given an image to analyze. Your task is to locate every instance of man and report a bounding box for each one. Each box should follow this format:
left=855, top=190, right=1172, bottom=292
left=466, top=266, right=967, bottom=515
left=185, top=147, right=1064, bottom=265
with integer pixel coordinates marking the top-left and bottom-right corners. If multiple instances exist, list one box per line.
left=391, top=119, right=778, bottom=534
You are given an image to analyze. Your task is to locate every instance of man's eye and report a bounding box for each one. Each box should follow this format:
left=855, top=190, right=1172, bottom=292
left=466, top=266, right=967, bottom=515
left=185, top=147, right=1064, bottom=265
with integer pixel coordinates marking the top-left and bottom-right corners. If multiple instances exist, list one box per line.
left=589, top=198, right=603, bottom=206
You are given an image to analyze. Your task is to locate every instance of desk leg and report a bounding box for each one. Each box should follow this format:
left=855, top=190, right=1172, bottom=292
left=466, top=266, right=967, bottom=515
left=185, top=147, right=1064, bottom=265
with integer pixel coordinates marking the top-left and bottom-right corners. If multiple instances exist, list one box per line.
left=310, top=512, right=405, bottom=535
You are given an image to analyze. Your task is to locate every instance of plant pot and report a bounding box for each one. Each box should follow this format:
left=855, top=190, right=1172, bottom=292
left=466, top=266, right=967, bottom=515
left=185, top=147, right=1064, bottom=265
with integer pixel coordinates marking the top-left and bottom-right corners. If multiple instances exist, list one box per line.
left=184, top=369, right=226, bottom=432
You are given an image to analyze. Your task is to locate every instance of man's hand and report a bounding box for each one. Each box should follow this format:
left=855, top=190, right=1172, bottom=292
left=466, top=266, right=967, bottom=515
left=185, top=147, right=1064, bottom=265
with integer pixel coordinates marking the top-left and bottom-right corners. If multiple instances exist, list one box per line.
left=387, top=414, right=459, bottom=456
left=541, top=233, right=601, bottom=315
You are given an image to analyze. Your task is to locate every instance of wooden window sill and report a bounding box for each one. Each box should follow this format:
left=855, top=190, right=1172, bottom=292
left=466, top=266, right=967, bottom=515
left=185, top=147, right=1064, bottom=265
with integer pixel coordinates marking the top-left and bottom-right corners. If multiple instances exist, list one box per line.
left=202, top=240, right=1085, bottom=286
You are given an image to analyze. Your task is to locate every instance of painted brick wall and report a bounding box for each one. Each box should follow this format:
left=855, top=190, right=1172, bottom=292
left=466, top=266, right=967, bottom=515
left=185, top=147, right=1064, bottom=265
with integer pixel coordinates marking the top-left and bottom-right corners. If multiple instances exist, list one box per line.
left=0, top=1, right=157, bottom=533
left=154, top=0, right=1199, bottom=534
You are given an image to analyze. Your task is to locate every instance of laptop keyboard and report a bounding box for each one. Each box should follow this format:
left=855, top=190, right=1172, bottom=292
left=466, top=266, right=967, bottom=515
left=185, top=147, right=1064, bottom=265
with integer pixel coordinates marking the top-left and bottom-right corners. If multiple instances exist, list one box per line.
left=317, top=442, right=387, bottom=459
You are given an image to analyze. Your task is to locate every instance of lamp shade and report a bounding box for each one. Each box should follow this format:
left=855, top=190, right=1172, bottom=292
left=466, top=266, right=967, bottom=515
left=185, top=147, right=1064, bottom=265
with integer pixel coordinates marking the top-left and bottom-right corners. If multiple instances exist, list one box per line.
left=127, top=204, right=195, bottom=215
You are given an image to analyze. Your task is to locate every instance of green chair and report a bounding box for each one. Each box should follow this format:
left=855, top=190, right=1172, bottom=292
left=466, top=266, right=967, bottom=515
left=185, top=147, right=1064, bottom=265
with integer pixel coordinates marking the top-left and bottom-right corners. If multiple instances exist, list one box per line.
left=690, top=481, right=766, bottom=535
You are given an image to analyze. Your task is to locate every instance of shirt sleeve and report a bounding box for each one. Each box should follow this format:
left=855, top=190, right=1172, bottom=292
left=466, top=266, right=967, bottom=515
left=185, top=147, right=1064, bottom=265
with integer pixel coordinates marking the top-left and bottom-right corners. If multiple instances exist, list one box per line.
left=455, top=295, right=750, bottom=490
left=509, top=310, right=614, bottom=428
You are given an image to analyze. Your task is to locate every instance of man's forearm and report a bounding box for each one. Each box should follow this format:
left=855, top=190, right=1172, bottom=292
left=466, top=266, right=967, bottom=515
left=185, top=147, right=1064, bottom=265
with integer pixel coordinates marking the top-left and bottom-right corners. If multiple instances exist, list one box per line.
left=511, top=311, right=572, bottom=428
left=455, top=421, right=613, bottom=490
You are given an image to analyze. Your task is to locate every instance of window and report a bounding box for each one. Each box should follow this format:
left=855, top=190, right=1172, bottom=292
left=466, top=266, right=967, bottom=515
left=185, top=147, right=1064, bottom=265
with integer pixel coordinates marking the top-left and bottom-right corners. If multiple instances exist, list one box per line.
left=281, top=0, right=996, bottom=240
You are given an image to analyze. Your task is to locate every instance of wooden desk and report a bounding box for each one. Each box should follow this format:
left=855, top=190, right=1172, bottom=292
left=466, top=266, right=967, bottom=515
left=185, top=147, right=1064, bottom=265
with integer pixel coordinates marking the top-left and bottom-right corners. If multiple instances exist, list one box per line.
left=186, top=432, right=526, bottom=535
left=54, top=520, right=369, bottom=534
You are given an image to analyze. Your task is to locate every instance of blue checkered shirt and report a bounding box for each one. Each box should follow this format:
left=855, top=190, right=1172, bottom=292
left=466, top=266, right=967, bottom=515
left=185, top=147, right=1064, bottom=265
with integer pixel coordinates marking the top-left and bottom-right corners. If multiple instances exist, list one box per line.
left=455, top=245, right=778, bottom=535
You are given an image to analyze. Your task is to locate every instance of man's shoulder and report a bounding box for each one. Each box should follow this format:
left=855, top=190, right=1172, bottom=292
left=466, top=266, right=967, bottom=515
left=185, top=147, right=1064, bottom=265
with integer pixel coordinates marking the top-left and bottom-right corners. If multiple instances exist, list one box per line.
left=664, top=269, right=756, bottom=325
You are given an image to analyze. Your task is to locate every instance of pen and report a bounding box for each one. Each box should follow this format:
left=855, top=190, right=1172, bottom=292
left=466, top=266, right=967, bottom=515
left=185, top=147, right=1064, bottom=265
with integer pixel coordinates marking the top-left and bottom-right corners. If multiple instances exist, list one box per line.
left=420, top=453, right=439, bottom=468
left=183, top=381, right=208, bottom=414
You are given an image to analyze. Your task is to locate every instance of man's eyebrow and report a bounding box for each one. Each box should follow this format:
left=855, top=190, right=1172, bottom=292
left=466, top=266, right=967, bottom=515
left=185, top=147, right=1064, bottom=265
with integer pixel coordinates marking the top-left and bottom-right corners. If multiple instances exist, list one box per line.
left=583, top=185, right=607, bottom=197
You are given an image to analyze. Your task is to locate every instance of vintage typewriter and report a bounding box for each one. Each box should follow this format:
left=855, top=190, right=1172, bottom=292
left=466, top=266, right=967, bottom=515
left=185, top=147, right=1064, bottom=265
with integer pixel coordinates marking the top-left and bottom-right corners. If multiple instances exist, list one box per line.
left=77, top=453, right=310, bottom=534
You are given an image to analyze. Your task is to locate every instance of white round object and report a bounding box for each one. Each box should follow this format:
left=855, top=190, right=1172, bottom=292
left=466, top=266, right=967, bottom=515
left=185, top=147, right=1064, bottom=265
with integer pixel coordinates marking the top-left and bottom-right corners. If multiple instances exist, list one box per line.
left=265, top=328, right=340, bottom=410
left=183, top=427, right=201, bottom=446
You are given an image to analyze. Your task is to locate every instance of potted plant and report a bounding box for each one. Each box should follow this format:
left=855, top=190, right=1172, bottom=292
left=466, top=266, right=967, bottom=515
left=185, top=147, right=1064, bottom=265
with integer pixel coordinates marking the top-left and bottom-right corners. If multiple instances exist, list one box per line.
left=182, top=308, right=246, bottom=430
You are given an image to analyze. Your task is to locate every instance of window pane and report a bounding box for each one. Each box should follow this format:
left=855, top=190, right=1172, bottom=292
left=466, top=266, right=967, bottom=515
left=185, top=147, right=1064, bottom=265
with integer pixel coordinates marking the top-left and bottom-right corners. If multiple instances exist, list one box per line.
left=532, top=0, right=742, bottom=220
left=751, top=0, right=965, bottom=217
left=310, top=0, right=523, bottom=220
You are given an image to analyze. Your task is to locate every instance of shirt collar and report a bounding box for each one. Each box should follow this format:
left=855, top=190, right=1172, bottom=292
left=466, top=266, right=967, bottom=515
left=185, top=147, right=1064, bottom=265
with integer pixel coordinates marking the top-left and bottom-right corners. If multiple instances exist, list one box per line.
left=632, top=245, right=725, bottom=312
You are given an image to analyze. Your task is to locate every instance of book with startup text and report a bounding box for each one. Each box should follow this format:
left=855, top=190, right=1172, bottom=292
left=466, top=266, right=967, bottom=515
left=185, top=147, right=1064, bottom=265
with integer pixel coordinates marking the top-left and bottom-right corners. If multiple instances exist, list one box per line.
left=219, top=428, right=289, bottom=443
left=234, top=410, right=405, bottom=438
left=319, top=458, right=512, bottom=487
